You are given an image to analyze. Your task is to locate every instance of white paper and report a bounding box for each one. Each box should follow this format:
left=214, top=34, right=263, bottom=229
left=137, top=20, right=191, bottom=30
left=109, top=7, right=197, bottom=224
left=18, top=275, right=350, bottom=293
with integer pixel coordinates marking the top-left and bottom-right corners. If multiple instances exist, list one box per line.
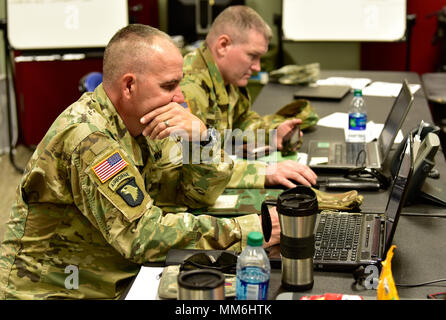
left=125, top=266, right=163, bottom=300
left=365, top=121, right=404, bottom=143
left=317, top=112, right=349, bottom=129
left=309, top=157, right=329, bottom=165
left=316, top=77, right=372, bottom=89
left=362, top=81, right=420, bottom=97
left=211, top=195, right=239, bottom=209
left=297, top=152, right=308, bottom=165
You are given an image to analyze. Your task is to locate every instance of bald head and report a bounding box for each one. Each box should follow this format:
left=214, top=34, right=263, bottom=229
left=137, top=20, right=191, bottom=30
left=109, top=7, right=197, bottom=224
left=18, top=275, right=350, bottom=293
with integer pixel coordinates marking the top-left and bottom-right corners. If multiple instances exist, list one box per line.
left=206, top=5, right=272, bottom=46
left=103, top=24, right=178, bottom=89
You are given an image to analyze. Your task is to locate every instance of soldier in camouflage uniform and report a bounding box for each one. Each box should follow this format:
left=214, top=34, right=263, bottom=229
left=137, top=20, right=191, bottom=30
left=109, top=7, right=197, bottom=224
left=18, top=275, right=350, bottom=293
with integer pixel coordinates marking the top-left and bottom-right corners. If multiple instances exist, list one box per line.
left=181, top=6, right=318, bottom=189
left=0, top=25, right=280, bottom=300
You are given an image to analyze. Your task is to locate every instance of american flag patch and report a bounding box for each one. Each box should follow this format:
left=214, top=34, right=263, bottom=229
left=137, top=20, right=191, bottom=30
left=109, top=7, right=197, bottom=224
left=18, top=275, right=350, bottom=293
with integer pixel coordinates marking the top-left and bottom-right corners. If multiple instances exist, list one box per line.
left=92, top=151, right=128, bottom=183
left=180, top=101, right=190, bottom=111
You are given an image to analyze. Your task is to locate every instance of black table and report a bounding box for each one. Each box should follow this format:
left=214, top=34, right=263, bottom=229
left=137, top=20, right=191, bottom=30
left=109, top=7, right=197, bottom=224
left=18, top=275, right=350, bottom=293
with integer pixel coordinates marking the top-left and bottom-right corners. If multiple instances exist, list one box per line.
left=253, top=70, right=446, bottom=299
left=253, top=70, right=446, bottom=214
left=124, top=71, right=445, bottom=301
left=268, top=216, right=446, bottom=300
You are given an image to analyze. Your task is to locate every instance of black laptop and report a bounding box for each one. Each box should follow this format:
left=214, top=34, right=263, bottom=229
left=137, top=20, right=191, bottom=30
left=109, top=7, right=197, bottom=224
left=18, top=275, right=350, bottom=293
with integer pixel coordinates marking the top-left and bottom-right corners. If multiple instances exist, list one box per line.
left=267, top=135, right=413, bottom=271
left=307, top=79, right=414, bottom=170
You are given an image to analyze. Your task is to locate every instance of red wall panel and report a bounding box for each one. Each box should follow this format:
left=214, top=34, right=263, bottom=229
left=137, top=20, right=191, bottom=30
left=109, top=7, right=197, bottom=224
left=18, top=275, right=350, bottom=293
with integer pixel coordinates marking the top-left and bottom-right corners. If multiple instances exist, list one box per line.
left=128, top=0, right=159, bottom=26
left=361, top=0, right=446, bottom=74
left=14, top=57, right=103, bottom=146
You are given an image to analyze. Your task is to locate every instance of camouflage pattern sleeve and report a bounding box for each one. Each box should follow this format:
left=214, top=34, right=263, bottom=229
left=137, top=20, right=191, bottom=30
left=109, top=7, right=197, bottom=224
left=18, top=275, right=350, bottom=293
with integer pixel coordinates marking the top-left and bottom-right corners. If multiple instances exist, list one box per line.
left=232, top=87, right=280, bottom=137
left=74, top=133, right=261, bottom=263
left=180, top=77, right=213, bottom=125
left=144, top=136, right=234, bottom=209
left=181, top=45, right=278, bottom=140
left=226, top=160, right=266, bottom=189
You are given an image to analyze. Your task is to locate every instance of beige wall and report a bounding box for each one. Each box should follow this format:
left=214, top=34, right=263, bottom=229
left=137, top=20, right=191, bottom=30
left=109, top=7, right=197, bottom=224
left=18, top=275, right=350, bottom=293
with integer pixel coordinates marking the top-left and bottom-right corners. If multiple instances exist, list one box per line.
left=159, top=0, right=360, bottom=70
left=0, top=0, right=360, bottom=76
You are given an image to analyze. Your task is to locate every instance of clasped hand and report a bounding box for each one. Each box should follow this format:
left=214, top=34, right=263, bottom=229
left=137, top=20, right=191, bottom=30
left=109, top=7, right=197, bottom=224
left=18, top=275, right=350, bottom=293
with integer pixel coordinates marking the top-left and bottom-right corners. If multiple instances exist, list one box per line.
left=140, top=102, right=207, bottom=141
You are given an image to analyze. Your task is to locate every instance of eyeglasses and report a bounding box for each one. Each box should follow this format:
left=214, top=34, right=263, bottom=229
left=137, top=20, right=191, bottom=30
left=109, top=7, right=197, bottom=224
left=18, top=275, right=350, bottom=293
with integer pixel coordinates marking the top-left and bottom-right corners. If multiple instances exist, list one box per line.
left=180, top=252, right=238, bottom=274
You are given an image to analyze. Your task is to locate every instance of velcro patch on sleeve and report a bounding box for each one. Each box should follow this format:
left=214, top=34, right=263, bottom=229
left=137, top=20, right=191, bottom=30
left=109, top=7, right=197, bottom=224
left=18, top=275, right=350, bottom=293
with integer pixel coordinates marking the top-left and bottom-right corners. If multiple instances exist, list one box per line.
left=117, top=177, right=144, bottom=207
left=92, top=151, right=128, bottom=183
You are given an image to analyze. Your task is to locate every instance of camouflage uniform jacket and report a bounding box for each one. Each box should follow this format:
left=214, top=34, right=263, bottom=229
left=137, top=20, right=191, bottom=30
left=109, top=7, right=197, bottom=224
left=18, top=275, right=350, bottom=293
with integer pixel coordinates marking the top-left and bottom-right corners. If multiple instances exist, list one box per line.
left=0, top=84, right=261, bottom=300
left=181, top=43, right=272, bottom=189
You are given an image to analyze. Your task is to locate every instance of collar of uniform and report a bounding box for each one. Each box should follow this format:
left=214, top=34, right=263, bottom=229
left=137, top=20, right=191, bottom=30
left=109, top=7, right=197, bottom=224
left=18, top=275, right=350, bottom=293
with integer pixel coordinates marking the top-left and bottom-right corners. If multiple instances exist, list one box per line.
left=93, top=84, right=145, bottom=166
left=198, top=42, right=239, bottom=109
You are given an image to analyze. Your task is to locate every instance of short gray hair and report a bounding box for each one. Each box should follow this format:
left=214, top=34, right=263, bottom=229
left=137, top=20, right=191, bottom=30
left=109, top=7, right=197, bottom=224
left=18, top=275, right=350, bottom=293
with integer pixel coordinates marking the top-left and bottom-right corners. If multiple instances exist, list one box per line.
left=206, top=6, right=272, bottom=45
left=103, top=24, right=175, bottom=86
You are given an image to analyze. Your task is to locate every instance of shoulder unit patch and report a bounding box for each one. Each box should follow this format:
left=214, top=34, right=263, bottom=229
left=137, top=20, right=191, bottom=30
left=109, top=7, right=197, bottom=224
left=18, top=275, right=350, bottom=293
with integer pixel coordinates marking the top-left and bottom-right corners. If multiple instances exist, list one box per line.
left=117, top=177, right=144, bottom=207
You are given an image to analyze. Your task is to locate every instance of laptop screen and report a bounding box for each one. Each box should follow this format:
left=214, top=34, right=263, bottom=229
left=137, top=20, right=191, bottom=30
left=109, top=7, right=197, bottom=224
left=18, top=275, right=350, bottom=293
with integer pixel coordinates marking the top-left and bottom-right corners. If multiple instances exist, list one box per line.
left=383, top=136, right=413, bottom=254
left=378, top=80, right=414, bottom=163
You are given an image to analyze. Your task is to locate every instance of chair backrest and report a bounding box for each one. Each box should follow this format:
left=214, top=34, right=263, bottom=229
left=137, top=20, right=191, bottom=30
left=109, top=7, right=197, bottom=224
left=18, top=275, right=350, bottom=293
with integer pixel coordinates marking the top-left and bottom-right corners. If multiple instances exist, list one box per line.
left=79, top=72, right=103, bottom=93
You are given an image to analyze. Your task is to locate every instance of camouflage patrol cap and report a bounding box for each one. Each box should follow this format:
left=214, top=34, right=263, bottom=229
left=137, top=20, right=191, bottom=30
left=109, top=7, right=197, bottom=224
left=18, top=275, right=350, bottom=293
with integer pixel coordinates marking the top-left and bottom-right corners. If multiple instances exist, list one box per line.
left=262, top=99, right=319, bottom=131
left=269, top=63, right=320, bottom=85
left=313, top=188, right=364, bottom=211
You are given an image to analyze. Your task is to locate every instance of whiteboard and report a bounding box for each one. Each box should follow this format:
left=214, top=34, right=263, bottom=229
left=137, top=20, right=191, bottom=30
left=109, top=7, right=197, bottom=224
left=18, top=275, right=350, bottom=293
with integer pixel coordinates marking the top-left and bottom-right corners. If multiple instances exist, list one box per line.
left=7, top=0, right=128, bottom=50
left=283, top=0, right=407, bottom=42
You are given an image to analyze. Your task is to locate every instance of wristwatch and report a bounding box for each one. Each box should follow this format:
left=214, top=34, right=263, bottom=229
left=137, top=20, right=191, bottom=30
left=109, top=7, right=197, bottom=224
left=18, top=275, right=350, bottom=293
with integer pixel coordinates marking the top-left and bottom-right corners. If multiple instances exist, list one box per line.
left=200, top=127, right=218, bottom=147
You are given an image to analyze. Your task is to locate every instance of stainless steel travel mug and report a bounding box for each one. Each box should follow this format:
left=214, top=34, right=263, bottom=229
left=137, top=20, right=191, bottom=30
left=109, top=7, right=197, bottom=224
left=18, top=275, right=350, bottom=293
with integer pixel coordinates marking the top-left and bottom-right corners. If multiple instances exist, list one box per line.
left=177, top=269, right=225, bottom=300
left=261, top=186, right=317, bottom=291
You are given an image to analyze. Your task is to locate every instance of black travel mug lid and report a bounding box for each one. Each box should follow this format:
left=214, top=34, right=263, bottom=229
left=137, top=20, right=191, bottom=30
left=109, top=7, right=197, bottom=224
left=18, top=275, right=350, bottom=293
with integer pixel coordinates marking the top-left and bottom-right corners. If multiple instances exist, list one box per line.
left=177, top=269, right=225, bottom=290
left=277, top=186, right=318, bottom=217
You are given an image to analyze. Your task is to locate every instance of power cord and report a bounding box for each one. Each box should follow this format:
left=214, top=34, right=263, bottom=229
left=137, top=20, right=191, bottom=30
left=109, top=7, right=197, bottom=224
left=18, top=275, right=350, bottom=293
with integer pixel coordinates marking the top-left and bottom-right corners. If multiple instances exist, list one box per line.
left=344, top=167, right=391, bottom=190
left=355, top=149, right=367, bottom=167
left=352, top=266, right=446, bottom=290
left=396, top=278, right=446, bottom=288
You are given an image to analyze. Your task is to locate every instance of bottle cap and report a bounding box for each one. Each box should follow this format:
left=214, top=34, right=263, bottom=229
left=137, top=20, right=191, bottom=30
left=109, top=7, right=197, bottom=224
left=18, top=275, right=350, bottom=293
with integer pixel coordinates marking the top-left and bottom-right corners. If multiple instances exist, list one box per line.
left=247, top=231, right=264, bottom=247
left=353, top=89, right=362, bottom=97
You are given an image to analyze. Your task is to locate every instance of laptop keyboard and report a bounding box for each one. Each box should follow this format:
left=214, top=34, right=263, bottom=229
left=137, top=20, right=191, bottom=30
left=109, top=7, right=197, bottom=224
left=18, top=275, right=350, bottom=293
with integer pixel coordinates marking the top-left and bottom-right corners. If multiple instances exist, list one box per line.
left=346, top=143, right=366, bottom=165
left=333, top=144, right=343, bottom=164
left=332, top=143, right=366, bottom=165
left=314, top=213, right=363, bottom=262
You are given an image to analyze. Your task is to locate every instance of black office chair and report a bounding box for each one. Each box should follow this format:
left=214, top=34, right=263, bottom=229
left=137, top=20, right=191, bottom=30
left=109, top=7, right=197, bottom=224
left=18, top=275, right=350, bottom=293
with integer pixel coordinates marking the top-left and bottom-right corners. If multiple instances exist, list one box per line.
left=79, top=72, right=103, bottom=93
left=421, top=72, right=446, bottom=160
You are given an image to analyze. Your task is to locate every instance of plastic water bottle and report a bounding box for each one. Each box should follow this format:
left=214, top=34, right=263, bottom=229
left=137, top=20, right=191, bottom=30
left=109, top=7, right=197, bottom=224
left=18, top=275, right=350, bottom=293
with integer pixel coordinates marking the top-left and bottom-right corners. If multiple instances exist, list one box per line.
left=236, top=232, right=270, bottom=300
left=347, top=89, right=367, bottom=143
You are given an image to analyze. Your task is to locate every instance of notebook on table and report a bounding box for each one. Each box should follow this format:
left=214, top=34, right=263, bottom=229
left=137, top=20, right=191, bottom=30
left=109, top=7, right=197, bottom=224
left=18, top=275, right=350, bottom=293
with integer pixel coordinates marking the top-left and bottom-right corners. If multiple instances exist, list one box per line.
left=267, top=136, right=413, bottom=271
left=293, top=85, right=351, bottom=100
left=307, top=79, right=414, bottom=170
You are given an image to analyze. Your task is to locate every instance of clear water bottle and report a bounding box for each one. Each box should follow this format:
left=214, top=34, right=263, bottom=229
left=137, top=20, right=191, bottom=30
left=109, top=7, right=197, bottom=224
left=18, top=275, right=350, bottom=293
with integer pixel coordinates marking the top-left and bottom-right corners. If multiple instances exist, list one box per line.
left=235, top=232, right=270, bottom=300
left=347, top=89, right=367, bottom=143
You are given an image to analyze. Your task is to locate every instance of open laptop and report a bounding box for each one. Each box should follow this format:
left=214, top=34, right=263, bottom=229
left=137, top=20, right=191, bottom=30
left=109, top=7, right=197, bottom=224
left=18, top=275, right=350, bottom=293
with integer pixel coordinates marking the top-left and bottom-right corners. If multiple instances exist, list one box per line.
left=307, top=79, right=414, bottom=170
left=267, top=135, right=413, bottom=271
